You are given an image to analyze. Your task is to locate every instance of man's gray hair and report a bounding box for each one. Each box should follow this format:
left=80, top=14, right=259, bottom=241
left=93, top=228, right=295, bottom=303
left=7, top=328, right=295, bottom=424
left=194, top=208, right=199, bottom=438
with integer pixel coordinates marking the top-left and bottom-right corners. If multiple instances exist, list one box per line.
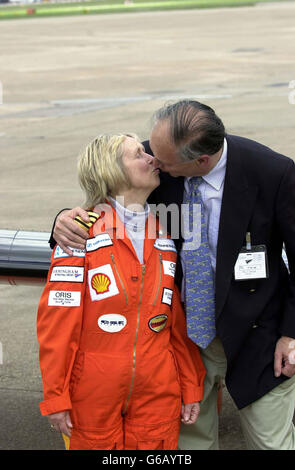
left=152, top=100, right=225, bottom=162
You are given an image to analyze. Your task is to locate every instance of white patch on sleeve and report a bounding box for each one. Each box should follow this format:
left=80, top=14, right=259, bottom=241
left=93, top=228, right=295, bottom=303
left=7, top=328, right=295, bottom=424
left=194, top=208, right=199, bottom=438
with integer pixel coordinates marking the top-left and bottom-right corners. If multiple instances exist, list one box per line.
left=54, top=245, right=85, bottom=259
left=50, top=266, right=84, bottom=283
left=48, top=290, right=81, bottom=307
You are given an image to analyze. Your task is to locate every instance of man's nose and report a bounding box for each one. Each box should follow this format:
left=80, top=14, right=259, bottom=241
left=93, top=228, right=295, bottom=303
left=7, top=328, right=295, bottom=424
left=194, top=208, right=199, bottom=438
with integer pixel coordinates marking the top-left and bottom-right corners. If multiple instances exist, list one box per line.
left=150, top=156, right=161, bottom=168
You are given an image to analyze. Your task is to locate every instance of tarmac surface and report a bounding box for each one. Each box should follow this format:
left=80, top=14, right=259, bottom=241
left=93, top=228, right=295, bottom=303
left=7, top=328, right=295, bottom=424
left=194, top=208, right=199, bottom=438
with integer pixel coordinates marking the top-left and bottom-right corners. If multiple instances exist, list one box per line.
left=0, top=1, right=295, bottom=451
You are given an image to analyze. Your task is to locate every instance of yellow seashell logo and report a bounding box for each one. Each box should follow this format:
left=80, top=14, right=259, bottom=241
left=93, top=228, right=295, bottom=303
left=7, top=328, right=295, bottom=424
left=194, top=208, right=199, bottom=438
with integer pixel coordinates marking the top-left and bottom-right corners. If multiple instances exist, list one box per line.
left=91, top=273, right=111, bottom=294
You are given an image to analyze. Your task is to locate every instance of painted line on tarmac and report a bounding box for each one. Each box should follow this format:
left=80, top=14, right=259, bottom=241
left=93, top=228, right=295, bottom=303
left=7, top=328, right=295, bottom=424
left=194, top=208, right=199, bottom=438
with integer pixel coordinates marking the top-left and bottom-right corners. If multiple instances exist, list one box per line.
left=0, top=88, right=291, bottom=120
left=0, top=93, right=232, bottom=119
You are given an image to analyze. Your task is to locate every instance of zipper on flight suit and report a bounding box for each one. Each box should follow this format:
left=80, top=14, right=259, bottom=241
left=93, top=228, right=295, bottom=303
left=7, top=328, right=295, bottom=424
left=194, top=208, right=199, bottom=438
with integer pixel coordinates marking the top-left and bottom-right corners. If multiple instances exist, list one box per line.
left=122, top=264, right=146, bottom=416
left=152, top=253, right=163, bottom=306
left=110, top=252, right=128, bottom=306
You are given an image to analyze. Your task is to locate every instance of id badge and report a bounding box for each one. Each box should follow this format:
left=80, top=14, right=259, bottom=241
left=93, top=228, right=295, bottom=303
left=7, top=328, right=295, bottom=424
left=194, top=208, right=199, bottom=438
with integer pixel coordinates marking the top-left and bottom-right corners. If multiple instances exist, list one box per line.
left=234, top=234, right=269, bottom=281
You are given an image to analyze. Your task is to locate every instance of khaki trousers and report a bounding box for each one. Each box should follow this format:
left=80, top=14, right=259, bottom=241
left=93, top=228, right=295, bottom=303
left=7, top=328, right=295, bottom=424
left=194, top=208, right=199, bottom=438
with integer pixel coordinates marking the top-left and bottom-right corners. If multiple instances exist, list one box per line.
left=178, top=337, right=295, bottom=450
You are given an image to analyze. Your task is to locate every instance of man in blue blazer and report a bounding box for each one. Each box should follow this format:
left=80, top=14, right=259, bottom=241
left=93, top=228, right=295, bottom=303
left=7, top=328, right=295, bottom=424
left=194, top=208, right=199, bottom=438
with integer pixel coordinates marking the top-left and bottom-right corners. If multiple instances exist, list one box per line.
left=51, top=100, right=295, bottom=449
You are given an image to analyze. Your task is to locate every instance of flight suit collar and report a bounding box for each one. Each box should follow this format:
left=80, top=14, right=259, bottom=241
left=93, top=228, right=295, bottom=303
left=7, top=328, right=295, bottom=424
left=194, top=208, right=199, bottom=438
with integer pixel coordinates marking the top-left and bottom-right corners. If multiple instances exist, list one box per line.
left=93, top=201, right=160, bottom=264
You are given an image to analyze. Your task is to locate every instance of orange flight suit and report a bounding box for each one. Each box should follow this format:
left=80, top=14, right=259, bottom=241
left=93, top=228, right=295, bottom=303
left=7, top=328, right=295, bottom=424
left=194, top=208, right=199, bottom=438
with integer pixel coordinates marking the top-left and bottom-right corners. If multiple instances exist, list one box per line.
left=37, top=205, right=205, bottom=450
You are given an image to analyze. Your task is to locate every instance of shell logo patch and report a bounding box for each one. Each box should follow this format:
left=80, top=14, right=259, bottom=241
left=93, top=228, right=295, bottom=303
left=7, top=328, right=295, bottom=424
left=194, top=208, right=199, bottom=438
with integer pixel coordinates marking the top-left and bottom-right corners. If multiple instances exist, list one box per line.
left=88, top=265, right=119, bottom=302
left=91, top=273, right=111, bottom=294
left=148, top=314, right=168, bottom=333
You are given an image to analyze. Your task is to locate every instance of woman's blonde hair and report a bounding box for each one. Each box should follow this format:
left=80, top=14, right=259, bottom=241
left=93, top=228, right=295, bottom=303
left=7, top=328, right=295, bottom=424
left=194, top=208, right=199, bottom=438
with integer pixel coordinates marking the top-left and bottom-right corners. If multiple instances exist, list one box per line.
left=78, top=133, right=138, bottom=208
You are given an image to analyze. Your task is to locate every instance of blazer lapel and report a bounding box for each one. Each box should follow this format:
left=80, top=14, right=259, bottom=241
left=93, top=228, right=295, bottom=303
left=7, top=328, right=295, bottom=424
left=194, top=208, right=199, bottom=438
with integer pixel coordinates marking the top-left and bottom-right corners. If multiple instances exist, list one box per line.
left=149, top=173, right=184, bottom=248
left=215, top=136, right=258, bottom=319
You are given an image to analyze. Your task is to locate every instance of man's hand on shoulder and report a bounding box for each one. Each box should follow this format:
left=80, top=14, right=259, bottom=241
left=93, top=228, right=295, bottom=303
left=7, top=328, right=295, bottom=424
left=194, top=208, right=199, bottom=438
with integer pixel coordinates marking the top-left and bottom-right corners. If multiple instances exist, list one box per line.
left=274, top=336, right=295, bottom=378
left=54, top=207, right=90, bottom=255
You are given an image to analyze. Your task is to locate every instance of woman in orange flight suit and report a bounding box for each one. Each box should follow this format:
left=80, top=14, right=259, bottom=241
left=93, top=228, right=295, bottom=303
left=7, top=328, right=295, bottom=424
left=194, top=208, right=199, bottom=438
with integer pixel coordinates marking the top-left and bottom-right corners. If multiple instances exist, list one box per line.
left=37, top=133, right=206, bottom=450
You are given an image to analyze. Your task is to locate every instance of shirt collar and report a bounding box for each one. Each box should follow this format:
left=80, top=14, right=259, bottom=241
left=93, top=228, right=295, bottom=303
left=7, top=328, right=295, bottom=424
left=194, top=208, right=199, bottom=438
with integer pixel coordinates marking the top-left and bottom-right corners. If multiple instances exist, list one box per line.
left=185, top=137, right=227, bottom=191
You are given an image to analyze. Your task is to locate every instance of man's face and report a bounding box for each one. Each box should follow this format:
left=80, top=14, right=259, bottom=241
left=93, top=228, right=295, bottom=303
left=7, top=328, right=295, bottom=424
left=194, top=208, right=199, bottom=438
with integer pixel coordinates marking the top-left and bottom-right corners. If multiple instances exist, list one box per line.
left=149, top=120, right=211, bottom=177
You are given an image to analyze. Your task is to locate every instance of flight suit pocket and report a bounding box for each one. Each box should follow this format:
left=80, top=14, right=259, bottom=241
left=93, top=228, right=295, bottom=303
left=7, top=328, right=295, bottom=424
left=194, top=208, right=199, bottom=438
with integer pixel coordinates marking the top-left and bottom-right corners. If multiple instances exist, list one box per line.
left=168, top=348, right=181, bottom=385
left=149, top=253, right=176, bottom=307
left=69, top=351, right=85, bottom=399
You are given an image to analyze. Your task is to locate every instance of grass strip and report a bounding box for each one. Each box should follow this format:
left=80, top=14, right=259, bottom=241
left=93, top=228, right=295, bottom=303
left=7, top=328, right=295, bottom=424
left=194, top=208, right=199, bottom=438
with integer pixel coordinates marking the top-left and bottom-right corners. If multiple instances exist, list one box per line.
left=0, top=0, right=287, bottom=20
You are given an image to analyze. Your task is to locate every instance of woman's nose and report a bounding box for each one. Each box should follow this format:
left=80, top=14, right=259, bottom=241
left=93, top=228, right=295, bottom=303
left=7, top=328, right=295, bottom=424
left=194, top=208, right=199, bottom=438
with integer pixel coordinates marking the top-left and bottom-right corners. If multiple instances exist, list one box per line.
left=144, top=152, right=155, bottom=165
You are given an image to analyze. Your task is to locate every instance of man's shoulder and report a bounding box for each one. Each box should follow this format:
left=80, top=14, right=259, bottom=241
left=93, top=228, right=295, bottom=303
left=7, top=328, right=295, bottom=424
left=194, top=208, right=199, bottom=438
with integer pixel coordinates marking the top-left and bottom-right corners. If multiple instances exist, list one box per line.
left=227, top=134, right=292, bottom=165
left=226, top=134, right=294, bottom=179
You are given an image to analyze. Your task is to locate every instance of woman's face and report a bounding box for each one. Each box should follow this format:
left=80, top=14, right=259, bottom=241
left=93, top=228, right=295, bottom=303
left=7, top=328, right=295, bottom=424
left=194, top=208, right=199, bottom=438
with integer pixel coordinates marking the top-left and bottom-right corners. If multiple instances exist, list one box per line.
left=121, top=137, right=160, bottom=192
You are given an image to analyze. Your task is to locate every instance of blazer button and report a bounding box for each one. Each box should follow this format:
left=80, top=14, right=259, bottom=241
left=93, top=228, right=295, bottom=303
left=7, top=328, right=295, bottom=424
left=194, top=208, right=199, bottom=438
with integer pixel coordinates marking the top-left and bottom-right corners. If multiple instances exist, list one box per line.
left=249, top=288, right=256, bottom=293
left=252, top=324, right=258, bottom=328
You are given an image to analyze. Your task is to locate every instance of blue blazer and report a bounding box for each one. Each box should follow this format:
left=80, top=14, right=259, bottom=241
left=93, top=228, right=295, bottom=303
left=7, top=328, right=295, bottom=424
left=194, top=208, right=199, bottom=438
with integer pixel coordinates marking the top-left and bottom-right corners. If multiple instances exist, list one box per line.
left=145, top=134, right=295, bottom=409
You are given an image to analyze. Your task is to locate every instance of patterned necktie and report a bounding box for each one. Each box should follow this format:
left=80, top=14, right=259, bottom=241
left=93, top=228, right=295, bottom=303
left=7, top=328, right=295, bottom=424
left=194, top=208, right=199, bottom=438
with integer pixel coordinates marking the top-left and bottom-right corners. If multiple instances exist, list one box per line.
left=183, top=176, right=216, bottom=349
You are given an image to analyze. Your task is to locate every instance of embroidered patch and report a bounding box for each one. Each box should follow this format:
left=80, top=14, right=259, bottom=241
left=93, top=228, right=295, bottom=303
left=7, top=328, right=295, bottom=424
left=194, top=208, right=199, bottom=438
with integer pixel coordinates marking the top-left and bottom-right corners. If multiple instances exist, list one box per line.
left=154, top=238, right=177, bottom=253
left=162, top=260, right=176, bottom=277
left=50, top=266, right=84, bottom=283
left=98, top=314, right=127, bottom=332
left=88, top=265, right=119, bottom=301
left=54, top=245, right=85, bottom=259
left=86, top=233, right=113, bottom=253
left=148, top=314, right=168, bottom=332
left=48, top=290, right=81, bottom=307
left=91, top=273, right=111, bottom=294
left=161, top=288, right=173, bottom=306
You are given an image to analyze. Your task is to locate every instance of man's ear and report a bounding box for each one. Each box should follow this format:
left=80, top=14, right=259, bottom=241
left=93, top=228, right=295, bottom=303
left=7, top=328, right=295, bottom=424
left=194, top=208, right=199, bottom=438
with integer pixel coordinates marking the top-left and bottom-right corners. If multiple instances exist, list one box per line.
left=195, top=155, right=210, bottom=167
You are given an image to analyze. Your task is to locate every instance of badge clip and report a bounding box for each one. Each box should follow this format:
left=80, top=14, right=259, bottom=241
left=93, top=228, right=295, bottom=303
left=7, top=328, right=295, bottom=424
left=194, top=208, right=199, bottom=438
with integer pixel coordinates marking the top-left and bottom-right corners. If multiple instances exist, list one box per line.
left=246, top=232, right=251, bottom=251
left=234, top=232, right=269, bottom=281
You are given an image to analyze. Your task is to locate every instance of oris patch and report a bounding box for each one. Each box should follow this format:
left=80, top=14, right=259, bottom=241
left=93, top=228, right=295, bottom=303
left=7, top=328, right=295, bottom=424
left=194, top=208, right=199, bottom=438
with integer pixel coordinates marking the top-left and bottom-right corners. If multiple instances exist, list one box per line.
left=48, top=290, right=81, bottom=307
